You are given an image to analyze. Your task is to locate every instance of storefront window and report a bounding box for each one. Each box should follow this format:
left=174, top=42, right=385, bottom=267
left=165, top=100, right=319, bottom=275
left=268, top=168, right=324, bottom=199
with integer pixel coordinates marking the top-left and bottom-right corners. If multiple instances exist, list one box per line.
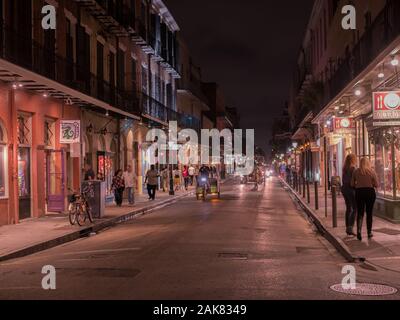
left=370, top=130, right=395, bottom=199
left=0, top=124, right=7, bottom=198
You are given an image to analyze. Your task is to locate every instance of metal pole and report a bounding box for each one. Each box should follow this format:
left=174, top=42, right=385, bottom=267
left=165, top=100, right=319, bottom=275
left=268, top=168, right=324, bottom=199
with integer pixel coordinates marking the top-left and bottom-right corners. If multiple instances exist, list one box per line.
left=324, top=137, right=328, bottom=218
left=306, top=179, right=310, bottom=204
left=314, top=181, right=319, bottom=210
left=332, top=185, right=338, bottom=228
left=302, top=176, right=306, bottom=198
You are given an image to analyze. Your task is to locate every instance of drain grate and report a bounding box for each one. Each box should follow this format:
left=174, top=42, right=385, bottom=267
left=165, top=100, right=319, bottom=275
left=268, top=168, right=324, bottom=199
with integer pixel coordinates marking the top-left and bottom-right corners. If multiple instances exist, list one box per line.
left=330, top=283, right=398, bottom=296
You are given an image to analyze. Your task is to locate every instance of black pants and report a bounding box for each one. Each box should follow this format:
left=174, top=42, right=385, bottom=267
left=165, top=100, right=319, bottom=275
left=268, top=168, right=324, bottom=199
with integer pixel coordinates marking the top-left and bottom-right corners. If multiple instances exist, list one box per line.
left=114, top=188, right=124, bottom=206
left=355, top=188, right=376, bottom=234
left=184, top=177, right=190, bottom=190
left=147, top=184, right=157, bottom=200
left=341, top=187, right=356, bottom=233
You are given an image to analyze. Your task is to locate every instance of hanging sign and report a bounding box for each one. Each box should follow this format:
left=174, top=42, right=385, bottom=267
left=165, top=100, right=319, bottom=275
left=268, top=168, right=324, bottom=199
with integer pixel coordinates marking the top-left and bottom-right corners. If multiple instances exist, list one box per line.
left=373, top=91, right=400, bottom=123
left=333, top=117, right=356, bottom=134
left=60, top=120, right=81, bottom=144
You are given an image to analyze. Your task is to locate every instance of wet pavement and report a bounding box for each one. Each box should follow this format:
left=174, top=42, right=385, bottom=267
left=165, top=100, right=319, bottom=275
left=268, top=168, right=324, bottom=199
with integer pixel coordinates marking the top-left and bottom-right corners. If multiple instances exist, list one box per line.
left=1, top=178, right=400, bottom=300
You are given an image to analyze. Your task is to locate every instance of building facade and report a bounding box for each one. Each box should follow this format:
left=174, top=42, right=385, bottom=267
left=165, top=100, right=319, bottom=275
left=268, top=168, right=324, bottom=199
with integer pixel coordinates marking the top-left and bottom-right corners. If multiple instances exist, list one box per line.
left=289, top=0, right=400, bottom=221
left=0, top=0, right=186, bottom=225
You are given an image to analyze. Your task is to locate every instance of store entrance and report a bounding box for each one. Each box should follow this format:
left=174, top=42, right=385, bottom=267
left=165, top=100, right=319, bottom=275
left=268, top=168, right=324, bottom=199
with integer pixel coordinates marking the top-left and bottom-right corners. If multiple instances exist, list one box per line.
left=18, top=147, right=31, bottom=220
left=46, top=150, right=65, bottom=213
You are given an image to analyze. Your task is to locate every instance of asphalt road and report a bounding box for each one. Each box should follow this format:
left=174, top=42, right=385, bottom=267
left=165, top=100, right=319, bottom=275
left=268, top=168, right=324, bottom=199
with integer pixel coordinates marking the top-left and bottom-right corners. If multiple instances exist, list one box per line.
left=1, top=177, right=400, bottom=300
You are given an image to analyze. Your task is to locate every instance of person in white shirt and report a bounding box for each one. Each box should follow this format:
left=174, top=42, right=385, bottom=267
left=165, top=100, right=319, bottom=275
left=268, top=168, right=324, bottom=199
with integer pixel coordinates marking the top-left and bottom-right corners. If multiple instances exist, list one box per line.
left=123, top=165, right=136, bottom=205
left=188, top=165, right=196, bottom=186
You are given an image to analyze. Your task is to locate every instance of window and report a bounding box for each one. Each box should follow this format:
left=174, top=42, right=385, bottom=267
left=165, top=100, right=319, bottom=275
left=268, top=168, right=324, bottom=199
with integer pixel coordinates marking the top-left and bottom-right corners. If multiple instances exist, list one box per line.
left=131, top=57, right=137, bottom=95
left=0, top=123, right=7, bottom=198
left=66, top=18, right=74, bottom=82
left=117, top=49, right=125, bottom=90
left=44, top=120, right=55, bottom=148
left=17, top=115, right=31, bottom=146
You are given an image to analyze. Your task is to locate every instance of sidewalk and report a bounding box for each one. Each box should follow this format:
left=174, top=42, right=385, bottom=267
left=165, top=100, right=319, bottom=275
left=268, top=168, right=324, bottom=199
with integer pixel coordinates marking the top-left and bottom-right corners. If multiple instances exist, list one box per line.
left=0, top=187, right=194, bottom=262
left=281, top=178, right=400, bottom=263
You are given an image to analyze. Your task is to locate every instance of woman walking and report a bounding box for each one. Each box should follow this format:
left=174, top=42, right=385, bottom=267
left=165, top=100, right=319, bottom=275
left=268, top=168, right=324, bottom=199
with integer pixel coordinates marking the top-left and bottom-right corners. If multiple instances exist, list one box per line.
left=351, top=158, right=378, bottom=241
left=182, top=165, right=190, bottom=191
left=342, top=154, right=357, bottom=236
left=112, top=169, right=125, bottom=207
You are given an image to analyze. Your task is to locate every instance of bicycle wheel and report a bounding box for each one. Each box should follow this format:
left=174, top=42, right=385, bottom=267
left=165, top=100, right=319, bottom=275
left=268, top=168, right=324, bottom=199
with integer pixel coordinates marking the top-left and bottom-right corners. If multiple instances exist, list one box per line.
left=68, top=205, right=77, bottom=225
left=76, top=205, right=87, bottom=226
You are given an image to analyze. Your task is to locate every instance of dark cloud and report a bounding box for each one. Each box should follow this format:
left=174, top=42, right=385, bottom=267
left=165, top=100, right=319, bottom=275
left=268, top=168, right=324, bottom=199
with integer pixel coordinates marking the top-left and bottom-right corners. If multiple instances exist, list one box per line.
left=165, top=0, right=314, bottom=152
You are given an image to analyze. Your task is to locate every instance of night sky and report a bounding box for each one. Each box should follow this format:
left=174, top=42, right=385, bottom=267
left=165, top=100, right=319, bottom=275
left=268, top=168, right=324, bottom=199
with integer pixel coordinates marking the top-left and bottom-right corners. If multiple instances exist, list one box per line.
left=164, top=0, right=315, bottom=154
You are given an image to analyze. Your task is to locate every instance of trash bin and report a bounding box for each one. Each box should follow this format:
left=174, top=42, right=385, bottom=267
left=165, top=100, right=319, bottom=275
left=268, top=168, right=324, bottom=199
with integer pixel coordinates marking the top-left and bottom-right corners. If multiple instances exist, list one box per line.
left=81, top=180, right=105, bottom=219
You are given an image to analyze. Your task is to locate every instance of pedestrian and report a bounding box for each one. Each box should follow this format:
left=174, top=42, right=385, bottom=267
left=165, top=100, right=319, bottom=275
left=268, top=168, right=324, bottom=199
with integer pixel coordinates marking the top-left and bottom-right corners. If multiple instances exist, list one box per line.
left=351, top=157, right=378, bottom=241
left=84, top=163, right=95, bottom=181
left=112, top=169, right=125, bottom=207
left=188, top=164, right=196, bottom=186
left=161, top=167, right=169, bottom=192
left=145, top=165, right=159, bottom=201
left=123, top=165, right=136, bottom=205
left=174, top=167, right=181, bottom=191
left=341, top=154, right=357, bottom=236
left=182, top=165, right=190, bottom=191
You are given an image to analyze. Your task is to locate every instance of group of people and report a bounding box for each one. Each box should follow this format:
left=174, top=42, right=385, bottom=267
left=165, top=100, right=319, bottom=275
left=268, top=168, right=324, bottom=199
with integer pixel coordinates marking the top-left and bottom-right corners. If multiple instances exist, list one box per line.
left=341, top=154, right=378, bottom=241
left=111, top=165, right=137, bottom=207
left=112, top=164, right=201, bottom=206
left=160, top=165, right=198, bottom=192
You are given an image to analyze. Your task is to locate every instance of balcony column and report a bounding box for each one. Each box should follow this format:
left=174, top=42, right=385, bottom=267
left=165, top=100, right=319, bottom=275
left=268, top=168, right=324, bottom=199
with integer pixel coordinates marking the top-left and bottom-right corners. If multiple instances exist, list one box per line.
left=8, top=89, right=19, bottom=224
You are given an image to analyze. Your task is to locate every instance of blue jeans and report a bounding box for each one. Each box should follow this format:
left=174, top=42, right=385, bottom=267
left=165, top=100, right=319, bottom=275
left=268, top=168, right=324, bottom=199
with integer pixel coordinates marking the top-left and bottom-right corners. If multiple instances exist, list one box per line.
left=126, top=187, right=134, bottom=204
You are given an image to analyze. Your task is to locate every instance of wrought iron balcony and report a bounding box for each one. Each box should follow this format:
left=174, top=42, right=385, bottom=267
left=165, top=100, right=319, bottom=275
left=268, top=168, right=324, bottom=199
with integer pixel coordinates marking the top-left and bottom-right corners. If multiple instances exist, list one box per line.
left=74, top=0, right=135, bottom=36
left=0, top=23, right=140, bottom=116
left=319, top=0, right=400, bottom=112
left=139, top=92, right=201, bottom=131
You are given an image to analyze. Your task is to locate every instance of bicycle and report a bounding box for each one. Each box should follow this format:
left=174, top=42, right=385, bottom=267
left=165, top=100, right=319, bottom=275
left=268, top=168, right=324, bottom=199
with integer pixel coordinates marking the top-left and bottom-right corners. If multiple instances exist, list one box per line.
left=68, top=185, right=94, bottom=226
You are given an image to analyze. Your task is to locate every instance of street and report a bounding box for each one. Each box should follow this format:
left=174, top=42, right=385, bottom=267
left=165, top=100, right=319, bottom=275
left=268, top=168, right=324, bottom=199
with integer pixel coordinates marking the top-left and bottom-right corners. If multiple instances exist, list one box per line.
left=1, top=178, right=398, bottom=300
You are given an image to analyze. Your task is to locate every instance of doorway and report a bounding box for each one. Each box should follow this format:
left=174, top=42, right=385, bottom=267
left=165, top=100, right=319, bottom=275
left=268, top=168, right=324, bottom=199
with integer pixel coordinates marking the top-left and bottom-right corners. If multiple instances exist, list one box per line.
left=46, top=150, right=65, bottom=213
left=18, top=147, right=31, bottom=220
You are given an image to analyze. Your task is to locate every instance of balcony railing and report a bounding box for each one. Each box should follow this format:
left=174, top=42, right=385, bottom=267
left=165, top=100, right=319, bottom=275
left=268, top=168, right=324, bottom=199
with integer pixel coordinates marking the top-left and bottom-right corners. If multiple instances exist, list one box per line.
left=0, top=23, right=139, bottom=115
left=139, top=92, right=201, bottom=131
left=319, top=0, right=400, bottom=112
left=95, top=0, right=135, bottom=31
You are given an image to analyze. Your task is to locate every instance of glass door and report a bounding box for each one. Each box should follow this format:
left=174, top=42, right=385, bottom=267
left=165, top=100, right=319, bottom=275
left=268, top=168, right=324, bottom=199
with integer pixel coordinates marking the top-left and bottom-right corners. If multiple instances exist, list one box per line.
left=46, top=150, right=65, bottom=212
left=18, top=147, right=31, bottom=220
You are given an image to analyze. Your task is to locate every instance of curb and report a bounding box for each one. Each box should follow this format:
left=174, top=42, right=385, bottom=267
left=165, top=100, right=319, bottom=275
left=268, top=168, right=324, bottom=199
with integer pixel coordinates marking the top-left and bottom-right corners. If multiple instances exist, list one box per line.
left=0, top=191, right=194, bottom=262
left=279, top=178, right=362, bottom=263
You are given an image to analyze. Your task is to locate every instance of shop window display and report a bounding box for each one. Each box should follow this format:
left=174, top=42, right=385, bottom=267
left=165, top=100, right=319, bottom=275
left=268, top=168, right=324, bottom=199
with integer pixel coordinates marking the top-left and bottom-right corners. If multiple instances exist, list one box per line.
left=370, top=129, right=398, bottom=199
left=0, top=125, right=6, bottom=198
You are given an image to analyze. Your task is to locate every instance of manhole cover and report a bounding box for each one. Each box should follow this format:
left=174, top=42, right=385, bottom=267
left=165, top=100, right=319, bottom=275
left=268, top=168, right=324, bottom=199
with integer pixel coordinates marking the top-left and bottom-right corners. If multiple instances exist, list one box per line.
left=330, top=283, right=397, bottom=296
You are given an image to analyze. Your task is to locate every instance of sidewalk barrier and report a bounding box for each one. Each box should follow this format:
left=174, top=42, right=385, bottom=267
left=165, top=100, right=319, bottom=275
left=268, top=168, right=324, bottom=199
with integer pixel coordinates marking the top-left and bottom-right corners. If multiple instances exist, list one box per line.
left=314, top=181, right=319, bottom=210
left=332, top=185, right=338, bottom=228
left=279, top=177, right=359, bottom=263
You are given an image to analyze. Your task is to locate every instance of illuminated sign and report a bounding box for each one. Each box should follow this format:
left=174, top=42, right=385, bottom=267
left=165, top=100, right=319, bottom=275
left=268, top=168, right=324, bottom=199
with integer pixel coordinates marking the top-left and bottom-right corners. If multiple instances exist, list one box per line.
left=373, top=91, right=400, bottom=121
left=333, top=117, right=355, bottom=134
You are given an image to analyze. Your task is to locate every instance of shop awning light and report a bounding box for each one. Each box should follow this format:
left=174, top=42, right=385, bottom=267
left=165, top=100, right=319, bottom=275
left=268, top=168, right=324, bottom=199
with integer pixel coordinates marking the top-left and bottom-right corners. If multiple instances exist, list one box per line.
left=378, top=72, right=385, bottom=78
left=391, top=58, right=399, bottom=66
left=355, top=89, right=362, bottom=96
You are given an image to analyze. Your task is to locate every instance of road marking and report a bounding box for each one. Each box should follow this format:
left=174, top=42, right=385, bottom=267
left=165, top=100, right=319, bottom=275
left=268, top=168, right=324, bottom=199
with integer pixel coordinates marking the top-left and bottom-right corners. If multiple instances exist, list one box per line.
left=0, top=286, right=42, bottom=291
left=62, top=247, right=142, bottom=256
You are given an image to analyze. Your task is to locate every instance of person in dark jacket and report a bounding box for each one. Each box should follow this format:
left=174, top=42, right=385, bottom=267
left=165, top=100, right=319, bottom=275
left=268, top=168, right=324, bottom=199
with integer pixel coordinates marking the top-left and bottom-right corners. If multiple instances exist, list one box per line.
left=112, top=169, right=125, bottom=207
left=341, top=154, right=357, bottom=236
